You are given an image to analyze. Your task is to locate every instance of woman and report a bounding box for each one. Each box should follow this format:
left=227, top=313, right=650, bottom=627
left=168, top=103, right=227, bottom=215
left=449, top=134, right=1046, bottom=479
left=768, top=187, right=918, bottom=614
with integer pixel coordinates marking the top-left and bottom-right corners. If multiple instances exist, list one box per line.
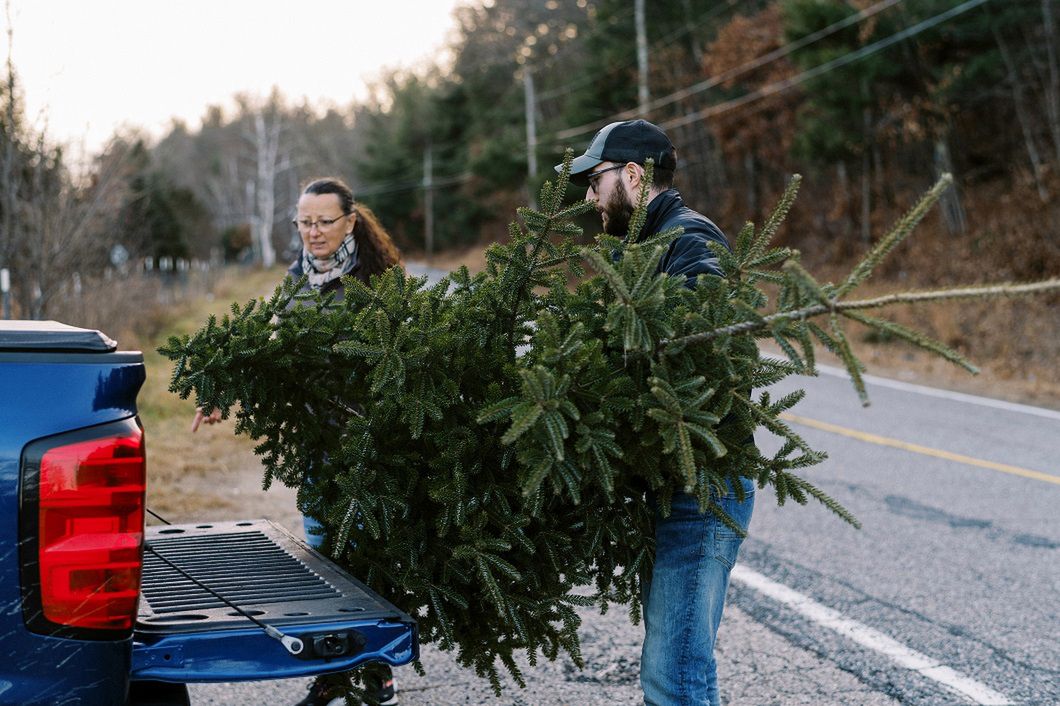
left=284, top=176, right=403, bottom=545
left=193, top=176, right=402, bottom=706
left=287, top=176, right=402, bottom=296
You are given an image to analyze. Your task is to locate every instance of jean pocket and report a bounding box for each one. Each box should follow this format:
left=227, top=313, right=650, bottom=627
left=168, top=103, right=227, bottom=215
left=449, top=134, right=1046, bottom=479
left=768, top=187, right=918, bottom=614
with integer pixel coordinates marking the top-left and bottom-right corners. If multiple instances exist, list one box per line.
left=713, top=491, right=754, bottom=568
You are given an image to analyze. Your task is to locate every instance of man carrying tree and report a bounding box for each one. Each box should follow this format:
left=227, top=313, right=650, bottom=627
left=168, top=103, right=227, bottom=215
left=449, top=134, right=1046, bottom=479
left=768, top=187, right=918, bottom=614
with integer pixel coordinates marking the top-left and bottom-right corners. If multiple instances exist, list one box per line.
left=556, top=118, right=755, bottom=706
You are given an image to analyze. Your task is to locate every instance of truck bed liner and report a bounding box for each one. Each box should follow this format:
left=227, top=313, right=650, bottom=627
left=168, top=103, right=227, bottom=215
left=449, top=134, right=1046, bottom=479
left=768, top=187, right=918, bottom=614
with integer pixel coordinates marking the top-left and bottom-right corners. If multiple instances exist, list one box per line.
left=139, top=519, right=397, bottom=632
left=133, top=519, right=417, bottom=683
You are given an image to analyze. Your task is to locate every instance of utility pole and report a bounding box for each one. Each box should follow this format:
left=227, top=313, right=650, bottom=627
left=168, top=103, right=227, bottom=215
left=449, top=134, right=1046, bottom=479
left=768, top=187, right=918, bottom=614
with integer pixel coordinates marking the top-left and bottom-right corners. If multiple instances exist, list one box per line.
left=635, top=0, right=649, bottom=116
left=523, top=67, right=538, bottom=207
left=423, top=142, right=434, bottom=263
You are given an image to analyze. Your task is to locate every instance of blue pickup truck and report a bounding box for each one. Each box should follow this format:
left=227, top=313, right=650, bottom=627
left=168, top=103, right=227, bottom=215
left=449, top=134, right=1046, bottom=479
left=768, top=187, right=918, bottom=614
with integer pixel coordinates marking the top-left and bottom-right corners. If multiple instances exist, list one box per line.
left=0, top=320, right=417, bottom=705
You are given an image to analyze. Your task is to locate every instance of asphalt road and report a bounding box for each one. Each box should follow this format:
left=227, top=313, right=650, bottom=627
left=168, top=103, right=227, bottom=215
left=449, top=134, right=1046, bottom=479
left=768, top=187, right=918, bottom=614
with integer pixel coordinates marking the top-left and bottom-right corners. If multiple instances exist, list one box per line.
left=731, top=365, right=1060, bottom=705
left=191, top=264, right=1060, bottom=704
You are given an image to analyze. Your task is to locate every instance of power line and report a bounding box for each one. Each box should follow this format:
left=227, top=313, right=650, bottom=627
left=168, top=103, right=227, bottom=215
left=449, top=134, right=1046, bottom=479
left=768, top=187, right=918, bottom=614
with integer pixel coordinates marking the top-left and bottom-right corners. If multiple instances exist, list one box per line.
left=347, top=2, right=747, bottom=197
left=356, top=171, right=471, bottom=198
left=357, top=0, right=990, bottom=198
left=638, top=0, right=905, bottom=120
left=552, top=0, right=906, bottom=142
left=659, top=0, right=993, bottom=132
left=536, top=0, right=750, bottom=103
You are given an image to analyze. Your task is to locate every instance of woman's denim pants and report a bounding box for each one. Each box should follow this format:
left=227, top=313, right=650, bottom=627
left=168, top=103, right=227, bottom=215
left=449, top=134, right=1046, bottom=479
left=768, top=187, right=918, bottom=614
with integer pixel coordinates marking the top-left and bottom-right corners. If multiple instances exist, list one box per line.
left=640, top=479, right=755, bottom=706
left=303, top=514, right=327, bottom=550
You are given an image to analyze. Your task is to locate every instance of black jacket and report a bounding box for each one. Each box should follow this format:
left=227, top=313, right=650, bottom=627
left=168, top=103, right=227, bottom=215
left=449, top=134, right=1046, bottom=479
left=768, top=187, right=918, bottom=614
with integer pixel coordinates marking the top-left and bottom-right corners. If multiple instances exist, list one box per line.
left=640, top=190, right=755, bottom=463
left=637, top=189, right=729, bottom=286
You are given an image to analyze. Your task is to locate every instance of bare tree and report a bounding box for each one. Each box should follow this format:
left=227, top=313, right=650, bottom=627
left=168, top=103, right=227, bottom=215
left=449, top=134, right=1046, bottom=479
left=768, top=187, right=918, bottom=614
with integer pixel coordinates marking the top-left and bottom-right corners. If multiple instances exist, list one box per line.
left=16, top=137, right=131, bottom=318
left=1, top=0, right=21, bottom=283
left=0, top=2, right=137, bottom=319
left=248, top=107, right=289, bottom=268
left=192, top=94, right=292, bottom=267
left=1041, top=0, right=1060, bottom=163
left=995, top=27, right=1049, bottom=202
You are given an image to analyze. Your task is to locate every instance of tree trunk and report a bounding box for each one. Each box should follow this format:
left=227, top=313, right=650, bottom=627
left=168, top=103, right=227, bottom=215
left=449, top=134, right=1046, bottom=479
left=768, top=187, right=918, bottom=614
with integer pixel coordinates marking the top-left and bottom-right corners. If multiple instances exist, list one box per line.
left=995, top=27, right=1049, bottom=201
left=836, top=161, right=853, bottom=240
left=245, top=179, right=259, bottom=264
left=681, top=0, right=704, bottom=68
left=675, top=118, right=721, bottom=209
left=933, top=137, right=967, bottom=235
left=873, top=140, right=890, bottom=209
left=860, top=79, right=873, bottom=245
left=706, top=126, right=728, bottom=202
left=860, top=153, right=871, bottom=245
left=1, top=9, right=19, bottom=281
left=1042, top=0, right=1060, bottom=163
left=744, top=151, right=757, bottom=217
left=423, top=142, right=434, bottom=262
left=253, top=112, right=281, bottom=269
left=861, top=119, right=872, bottom=245
left=635, top=0, right=648, bottom=116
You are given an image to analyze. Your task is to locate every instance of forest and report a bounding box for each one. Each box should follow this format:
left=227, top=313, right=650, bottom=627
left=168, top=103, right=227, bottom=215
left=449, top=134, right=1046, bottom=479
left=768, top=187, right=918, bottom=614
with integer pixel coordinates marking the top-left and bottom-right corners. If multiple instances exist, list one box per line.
left=0, top=0, right=1056, bottom=389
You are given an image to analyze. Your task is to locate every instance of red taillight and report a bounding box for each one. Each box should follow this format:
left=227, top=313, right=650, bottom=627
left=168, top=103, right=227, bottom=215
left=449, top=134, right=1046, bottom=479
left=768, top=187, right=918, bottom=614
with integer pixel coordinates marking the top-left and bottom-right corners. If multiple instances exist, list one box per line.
left=37, top=428, right=146, bottom=631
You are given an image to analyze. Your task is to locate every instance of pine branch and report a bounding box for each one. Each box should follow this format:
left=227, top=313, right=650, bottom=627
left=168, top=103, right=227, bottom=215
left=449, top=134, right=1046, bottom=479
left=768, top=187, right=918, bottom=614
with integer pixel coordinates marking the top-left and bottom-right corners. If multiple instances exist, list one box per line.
left=834, top=173, right=954, bottom=298
left=756, top=174, right=802, bottom=256
left=502, top=152, right=593, bottom=351
left=664, top=279, right=1060, bottom=350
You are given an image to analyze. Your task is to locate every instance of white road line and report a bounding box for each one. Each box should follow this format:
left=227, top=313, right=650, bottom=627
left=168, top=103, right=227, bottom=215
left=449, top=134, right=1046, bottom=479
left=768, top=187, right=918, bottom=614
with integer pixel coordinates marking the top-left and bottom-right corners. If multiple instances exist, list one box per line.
left=730, top=565, right=1015, bottom=705
left=814, top=363, right=1060, bottom=420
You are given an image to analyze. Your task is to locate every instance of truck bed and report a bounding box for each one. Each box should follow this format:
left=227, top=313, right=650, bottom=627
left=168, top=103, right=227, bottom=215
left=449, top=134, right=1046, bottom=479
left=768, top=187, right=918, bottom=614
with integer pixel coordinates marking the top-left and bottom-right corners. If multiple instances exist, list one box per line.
left=133, top=519, right=417, bottom=683
left=1, top=320, right=416, bottom=701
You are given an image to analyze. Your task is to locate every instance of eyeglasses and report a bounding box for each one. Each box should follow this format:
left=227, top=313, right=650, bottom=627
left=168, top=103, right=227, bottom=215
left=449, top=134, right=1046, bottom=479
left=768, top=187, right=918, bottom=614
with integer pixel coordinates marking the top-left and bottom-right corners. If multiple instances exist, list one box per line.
left=585, top=164, right=626, bottom=194
left=292, top=214, right=349, bottom=231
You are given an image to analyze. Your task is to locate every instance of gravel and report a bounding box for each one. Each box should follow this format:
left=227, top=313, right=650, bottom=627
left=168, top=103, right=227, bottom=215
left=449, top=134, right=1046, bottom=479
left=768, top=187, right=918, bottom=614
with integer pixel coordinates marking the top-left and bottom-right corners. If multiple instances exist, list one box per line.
left=190, top=601, right=899, bottom=705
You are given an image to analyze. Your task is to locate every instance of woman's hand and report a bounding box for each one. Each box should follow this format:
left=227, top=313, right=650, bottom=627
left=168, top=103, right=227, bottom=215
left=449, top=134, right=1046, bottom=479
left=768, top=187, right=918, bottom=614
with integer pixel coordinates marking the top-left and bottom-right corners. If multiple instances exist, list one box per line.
left=191, top=407, right=223, bottom=432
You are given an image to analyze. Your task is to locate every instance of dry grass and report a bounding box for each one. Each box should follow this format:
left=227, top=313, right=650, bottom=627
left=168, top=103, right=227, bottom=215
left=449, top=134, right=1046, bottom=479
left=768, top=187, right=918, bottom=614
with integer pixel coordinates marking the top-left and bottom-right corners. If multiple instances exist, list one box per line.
left=844, top=300, right=1059, bottom=409
left=793, top=260, right=1060, bottom=409
left=136, top=266, right=300, bottom=530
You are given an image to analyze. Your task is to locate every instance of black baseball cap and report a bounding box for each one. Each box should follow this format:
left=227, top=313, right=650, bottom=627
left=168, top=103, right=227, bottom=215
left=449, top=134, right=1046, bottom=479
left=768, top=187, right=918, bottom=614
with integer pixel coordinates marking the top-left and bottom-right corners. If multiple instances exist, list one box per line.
left=557, top=119, right=677, bottom=185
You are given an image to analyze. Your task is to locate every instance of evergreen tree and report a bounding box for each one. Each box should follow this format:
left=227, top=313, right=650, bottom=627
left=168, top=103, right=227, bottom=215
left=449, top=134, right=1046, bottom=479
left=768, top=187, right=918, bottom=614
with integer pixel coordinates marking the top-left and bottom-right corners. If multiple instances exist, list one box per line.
left=782, top=0, right=1040, bottom=170
left=160, top=157, right=1058, bottom=702
left=118, top=140, right=214, bottom=262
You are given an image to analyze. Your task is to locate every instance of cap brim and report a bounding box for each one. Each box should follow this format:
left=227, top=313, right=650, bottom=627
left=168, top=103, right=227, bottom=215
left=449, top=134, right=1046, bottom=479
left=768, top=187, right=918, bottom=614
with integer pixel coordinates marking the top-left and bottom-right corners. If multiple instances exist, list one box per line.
left=555, top=153, right=604, bottom=186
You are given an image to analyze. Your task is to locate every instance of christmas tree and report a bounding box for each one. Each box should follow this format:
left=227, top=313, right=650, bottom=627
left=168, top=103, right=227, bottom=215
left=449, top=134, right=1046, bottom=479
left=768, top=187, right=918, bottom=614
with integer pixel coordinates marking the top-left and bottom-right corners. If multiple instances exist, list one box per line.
left=161, top=156, right=1058, bottom=699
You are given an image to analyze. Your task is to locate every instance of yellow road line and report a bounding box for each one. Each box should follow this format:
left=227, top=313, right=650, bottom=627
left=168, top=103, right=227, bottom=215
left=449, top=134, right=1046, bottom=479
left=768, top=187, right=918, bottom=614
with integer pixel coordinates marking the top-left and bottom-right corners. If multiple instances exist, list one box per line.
left=780, top=413, right=1060, bottom=486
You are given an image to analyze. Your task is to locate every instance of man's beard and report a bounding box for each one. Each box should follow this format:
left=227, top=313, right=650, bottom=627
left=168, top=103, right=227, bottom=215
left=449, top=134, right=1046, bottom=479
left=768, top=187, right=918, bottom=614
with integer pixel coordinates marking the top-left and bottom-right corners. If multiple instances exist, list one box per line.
left=601, top=185, right=635, bottom=237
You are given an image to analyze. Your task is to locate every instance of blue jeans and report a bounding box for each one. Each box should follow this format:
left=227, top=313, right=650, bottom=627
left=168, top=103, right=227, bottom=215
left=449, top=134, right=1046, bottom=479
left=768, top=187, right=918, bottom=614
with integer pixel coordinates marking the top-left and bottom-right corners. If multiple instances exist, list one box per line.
left=303, top=514, right=327, bottom=550
left=640, top=480, right=755, bottom=706
left=302, top=513, right=395, bottom=688
left=303, top=511, right=362, bottom=551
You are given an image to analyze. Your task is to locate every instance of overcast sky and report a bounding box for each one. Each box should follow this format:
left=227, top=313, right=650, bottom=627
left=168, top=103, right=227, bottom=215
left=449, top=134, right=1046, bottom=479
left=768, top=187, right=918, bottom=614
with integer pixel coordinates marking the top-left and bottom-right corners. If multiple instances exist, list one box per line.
left=4, top=0, right=468, bottom=155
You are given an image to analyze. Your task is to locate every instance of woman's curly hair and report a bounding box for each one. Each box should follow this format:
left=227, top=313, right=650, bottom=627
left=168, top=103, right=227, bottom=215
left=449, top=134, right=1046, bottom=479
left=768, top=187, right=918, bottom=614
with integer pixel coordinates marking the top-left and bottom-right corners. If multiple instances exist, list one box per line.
left=302, top=177, right=402, bottom=283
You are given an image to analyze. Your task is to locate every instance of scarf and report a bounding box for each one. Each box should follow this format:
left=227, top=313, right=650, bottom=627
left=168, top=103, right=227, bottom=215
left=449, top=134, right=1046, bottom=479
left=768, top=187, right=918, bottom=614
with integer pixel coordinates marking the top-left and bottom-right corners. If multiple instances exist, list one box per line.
left=301, top=233, right=358, bottom=289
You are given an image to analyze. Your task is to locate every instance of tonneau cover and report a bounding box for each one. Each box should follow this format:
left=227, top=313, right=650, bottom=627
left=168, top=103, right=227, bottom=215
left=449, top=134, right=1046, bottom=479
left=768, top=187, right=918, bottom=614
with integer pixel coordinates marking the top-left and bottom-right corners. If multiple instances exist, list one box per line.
left=0, top=320, right=117, bottom=352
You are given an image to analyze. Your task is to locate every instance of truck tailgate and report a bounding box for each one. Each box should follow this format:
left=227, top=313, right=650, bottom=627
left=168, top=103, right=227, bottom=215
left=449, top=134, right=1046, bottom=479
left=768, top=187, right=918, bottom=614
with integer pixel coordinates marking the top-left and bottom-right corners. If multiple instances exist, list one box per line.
left=132, top=519, right=417, bottom=683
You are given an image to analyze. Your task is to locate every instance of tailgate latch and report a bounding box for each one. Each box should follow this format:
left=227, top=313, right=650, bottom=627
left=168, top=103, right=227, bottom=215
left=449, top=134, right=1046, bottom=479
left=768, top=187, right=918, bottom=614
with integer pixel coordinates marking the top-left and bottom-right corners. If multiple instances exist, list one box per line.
left=293, top=630, right=367, bottom=660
